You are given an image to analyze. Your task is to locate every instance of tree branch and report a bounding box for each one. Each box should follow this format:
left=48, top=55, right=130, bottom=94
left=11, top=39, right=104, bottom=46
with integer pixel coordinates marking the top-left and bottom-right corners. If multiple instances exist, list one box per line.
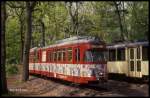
left=6, top=2, right=25, bottom=8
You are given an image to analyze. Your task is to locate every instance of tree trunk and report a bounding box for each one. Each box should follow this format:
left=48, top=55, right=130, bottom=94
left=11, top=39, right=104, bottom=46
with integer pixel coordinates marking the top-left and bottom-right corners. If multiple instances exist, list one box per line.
left=41, top=20, right=45, bottom=47
left=1, top=1, right=8, bottom=94
left=122, top=2, right=128, bottom=41
left=20, top=18, right=24, bottom=64
left=66, top=2, right=78, bottom=35
left=114, top=1, right=125, bottom=41
left=22, top=2, right=35, bottom=81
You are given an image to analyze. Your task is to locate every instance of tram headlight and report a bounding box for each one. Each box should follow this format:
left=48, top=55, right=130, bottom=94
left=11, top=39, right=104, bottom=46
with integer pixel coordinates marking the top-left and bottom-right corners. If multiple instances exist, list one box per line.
left=99, top=72, right=103, bottom=76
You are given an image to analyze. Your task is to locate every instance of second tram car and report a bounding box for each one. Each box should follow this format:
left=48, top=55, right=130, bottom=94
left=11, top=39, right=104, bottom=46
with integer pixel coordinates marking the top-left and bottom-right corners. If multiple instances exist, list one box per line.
left=107, top=41, right=149, bottom=80
left=29, top=36, right=108, bottom=84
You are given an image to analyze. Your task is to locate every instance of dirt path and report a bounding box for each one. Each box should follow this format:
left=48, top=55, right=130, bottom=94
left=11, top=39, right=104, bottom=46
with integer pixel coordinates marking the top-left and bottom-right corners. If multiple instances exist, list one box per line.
left=6, top=74, right=149, bottom=96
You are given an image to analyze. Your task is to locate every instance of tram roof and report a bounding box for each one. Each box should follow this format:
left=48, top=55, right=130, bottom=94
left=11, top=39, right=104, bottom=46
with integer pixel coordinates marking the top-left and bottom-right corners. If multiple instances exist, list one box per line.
left=30, top=36, right=105, bottom=51
left=107, top=41, right=149, bottom=49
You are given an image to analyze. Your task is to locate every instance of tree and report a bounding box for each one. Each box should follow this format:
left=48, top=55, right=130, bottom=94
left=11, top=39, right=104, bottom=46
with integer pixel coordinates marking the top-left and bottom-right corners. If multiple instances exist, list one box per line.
left=113, top=1, right=125, bottom=41
left=15, top=6, right=26, bottom=64
left=33, top=2, right=46, bottom=47
left=65, top=2, right=79, bottom=35
left=113, top=1, right=129, bottom=41
left=6, top=2, right=26, bottom=64
left=31, top=2, right=68, bottom=46
left=40, top=19, right=45, bottom=47
left=1, top=1, right=8, bottom=94
left=22, top=1, right=36, bottom=82
left=126, top=2, right=148, bottom=40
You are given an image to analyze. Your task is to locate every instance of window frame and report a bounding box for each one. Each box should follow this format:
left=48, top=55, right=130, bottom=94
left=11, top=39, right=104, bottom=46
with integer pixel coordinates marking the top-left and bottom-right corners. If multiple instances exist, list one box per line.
left=75, top=48, right=80, bottom=63
left=116, top=48, right=125, bottom=61
left=67, top=48, right=72, bottom=63
left=109, top=49, right=116, bottom=61
left=142, top=46, right=148, bottom=61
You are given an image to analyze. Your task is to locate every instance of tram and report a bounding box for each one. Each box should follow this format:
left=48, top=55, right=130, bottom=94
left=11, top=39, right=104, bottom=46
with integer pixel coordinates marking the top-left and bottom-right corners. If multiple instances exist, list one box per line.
left=107, top=41, right=149, bottom=80
left=29, top=36, right=108, bottom=84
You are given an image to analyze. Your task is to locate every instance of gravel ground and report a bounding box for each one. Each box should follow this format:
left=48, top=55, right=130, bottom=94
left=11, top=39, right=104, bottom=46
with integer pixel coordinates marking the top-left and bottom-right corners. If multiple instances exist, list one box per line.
left=6, top=74, right=149, bottom=97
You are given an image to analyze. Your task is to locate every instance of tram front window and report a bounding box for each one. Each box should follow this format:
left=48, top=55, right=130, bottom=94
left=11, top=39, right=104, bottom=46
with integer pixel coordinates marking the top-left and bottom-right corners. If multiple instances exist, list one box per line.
left=84, top=49, right=107, bottom=62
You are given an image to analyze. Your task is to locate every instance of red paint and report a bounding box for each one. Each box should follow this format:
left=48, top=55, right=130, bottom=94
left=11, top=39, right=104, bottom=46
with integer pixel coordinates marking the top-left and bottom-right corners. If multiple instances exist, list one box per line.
left=29, top=39, right=107, bottom=84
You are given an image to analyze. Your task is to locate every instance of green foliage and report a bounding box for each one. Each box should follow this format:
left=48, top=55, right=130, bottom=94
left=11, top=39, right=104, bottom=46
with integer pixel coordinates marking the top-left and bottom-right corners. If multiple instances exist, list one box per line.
left=5, top=1, right=148, bottom=64
left=6, top=64, right=19, bottom=75
left=6, top=15, right=20, bottom=64
left=126, top=2, right=148, bottom=40
left=32, top=2, right=68, bottom=46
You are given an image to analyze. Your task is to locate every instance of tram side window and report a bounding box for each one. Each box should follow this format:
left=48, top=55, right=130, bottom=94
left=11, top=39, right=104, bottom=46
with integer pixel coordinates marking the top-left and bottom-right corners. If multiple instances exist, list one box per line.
left=130, top=61, right=134, bottom=71
left=142, top=46, right=148, bottom=61
left=137, top=47, right=141, bottom=59
left=130, top=48, right=134, bottom=59
left=54, top=52, right=57, bottom=62
left=34, top=51, right=39, bottom=62
left=75, top=48, right=80, bottom=62
left=48, top=52, right=52, bottom=62
left=52, top=52, right=55, bottom=62
left=117, top=48, right=125, bottom=61
left=54, top=51, right=58, bottom=61
left=56, top=51, right=58, bottom=61
left=50, top=52, right=53, bottom=62
left=42, top=51, right=46, bottom=62
left=109, top=49, right=116, bottom=61
left=62, top=49, right=66, bottom=61
left=68, top=48, right=72, bottom=62
left=57, top=51, right=61, bottom=61
left=59, top=51, right=62, bottom=61
left=60, top=51, right=63, bottom=61
left=137, top=61, right=141, bottom=71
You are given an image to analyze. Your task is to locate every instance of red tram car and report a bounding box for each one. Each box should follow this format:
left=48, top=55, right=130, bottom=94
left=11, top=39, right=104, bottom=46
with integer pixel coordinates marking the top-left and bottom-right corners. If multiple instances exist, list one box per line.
left=29, top=36, right=107, bottom=84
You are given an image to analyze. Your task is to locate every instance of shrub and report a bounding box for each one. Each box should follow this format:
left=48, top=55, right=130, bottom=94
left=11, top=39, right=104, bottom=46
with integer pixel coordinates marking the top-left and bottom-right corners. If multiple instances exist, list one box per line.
left=6, top=64, right=18, bottom=75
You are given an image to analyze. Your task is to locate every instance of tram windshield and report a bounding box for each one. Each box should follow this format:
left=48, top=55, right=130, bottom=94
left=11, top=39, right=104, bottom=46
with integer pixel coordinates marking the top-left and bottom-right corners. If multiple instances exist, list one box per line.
left=84, top=49, right=107, bottom=62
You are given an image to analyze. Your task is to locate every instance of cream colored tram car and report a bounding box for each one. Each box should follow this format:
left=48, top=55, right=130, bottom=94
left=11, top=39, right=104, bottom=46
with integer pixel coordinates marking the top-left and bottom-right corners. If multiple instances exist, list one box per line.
left=107, top=41, right=148, bottom=79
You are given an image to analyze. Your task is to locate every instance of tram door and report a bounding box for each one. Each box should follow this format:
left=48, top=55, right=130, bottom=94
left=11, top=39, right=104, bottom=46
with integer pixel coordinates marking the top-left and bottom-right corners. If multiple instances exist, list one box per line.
left=128, top=46, right=142, bottom=78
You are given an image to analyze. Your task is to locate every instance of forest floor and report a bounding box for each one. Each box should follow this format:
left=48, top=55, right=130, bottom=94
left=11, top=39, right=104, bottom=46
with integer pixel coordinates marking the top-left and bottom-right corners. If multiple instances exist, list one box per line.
left=5, top=74, right=149, bottom=97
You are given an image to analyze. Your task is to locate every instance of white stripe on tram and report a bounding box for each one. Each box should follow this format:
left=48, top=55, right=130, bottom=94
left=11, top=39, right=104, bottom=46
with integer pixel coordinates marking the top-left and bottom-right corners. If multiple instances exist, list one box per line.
left=29, top=63, right=105, bottom=77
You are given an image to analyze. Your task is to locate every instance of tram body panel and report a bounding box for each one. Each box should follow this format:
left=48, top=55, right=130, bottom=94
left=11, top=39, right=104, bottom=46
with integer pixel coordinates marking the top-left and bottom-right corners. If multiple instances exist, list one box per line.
left=107, top=61, right=128, bottom=74
left=141, top=61, right=149, bottom=76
